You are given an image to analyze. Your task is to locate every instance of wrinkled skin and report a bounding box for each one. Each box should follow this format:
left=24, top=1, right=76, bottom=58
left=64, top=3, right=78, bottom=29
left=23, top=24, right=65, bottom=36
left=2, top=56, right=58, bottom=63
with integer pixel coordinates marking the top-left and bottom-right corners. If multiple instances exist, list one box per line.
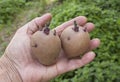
left=0, top=13, right=100, bottom=82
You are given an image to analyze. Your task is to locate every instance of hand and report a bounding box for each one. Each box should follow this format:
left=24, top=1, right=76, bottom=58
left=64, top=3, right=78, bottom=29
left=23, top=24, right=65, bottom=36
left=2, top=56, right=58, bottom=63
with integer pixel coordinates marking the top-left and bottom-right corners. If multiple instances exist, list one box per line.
left=3, top=13, right=100, bottom=82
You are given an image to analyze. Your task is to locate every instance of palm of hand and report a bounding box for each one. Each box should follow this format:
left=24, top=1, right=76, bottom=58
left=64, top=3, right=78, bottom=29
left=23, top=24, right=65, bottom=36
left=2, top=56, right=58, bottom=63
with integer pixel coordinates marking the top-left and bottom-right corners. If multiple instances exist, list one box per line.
left=4, top=14, right=100, bottom=82
left=6, top=29, right=68, bottom=82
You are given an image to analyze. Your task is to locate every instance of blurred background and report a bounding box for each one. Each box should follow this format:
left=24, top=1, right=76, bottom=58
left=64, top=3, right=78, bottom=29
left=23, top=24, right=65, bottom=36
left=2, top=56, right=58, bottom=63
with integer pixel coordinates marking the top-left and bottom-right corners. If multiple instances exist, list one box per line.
left=0, top=0, right=120, bottom=82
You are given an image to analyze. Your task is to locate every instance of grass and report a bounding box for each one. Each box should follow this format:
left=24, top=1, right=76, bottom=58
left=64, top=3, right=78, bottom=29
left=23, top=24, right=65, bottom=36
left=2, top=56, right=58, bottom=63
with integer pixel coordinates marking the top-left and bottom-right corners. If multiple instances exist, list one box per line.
left=0, top=0, right=51, bottom=56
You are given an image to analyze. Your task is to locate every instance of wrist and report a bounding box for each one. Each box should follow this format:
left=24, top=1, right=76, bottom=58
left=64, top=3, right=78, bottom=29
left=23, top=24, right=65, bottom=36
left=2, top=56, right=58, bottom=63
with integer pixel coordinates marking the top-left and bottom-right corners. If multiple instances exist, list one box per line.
left=0, top=55, right=23, bottom=82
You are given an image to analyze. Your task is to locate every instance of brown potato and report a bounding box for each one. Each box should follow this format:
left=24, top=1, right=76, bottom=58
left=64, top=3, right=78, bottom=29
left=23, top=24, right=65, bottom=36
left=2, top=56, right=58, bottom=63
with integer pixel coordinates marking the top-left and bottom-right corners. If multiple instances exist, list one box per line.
left=60, top=21, right=90, bottom=58
left=31, top=27, right=61, bottom=65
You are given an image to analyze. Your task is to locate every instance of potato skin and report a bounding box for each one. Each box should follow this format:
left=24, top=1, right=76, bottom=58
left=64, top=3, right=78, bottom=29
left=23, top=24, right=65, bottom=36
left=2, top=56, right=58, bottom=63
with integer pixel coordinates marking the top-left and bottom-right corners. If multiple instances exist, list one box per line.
left=60, top=25, right=90, bottom=58
left=31, top=30, right=61, bottom=65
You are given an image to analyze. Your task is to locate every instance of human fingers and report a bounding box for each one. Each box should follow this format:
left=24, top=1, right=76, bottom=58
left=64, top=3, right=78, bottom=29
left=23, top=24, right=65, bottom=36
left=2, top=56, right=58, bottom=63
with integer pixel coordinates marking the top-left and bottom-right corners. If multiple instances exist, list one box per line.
left=89, top=38, right=100, bottom=51
left=56, top=51, right=95, bottom=75
left=27, top=13, right=52, bottom=35
left=54, top=16, right=87, bottom=35
left=17, top=13, right=52, bottom=35
left=83, top=22, right=95, bottom=32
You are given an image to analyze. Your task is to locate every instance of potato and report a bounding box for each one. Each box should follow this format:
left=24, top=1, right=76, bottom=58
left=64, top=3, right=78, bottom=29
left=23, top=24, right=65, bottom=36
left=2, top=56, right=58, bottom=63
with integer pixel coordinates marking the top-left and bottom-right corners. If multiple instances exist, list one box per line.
left=31, top=26, right=61, bottom=65
left=60, top=21, right=90, bottom=58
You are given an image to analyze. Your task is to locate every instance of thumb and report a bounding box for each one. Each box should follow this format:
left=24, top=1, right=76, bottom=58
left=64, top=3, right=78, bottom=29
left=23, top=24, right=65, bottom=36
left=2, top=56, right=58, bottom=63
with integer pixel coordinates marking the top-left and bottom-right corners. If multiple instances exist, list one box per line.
left=17, top=13, right=52, bottom=35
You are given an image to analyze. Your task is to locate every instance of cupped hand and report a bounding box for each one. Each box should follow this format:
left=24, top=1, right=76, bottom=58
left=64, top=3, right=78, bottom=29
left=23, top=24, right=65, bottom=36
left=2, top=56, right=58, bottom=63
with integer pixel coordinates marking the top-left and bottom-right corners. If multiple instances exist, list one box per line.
left=4, top=13, right=100, bottom=82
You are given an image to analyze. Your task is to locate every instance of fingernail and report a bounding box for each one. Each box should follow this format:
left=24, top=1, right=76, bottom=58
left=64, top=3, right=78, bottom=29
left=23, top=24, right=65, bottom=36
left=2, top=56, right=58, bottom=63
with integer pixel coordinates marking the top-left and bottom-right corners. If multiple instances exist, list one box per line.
left=87, top=51, right=95, bottom=58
